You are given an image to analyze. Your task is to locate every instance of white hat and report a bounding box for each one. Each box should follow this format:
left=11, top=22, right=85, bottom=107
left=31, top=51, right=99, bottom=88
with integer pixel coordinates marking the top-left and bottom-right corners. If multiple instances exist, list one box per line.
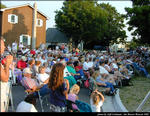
left=23, top=68, right=32, bottom=74
left=21, top=56, right=27, bottom=61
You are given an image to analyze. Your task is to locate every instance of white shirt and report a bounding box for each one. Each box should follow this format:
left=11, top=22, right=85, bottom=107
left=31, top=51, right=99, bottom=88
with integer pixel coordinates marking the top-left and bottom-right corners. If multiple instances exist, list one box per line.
left=22, top=49, right=29, bottom=54
left=45, top=67, right=51, bottom=74
left=37, top=73, right=49, bottom=85
left=0, top=81, right=10, bottom=112
left=99, top=66, right=109, bottom=75
left=7, top=45, right=11, bottom=52
left=104, top=64, right=110, bottom=71
left=16, top=101, right=37, bottom=112
left=64, top=67, right=71, bottom=77
left=87, top=62, right=94, bottom=68
left=112, top=63, right=118, bottom=69
left=83, top=62, right=89, bottom=71
left=56, top=46, right=59, bottom=50
left=90, top=99, right=103, bottom=112
left=40, top=58, right=47, bottom=65
left=19, top=43, right=24, bottom=49
left=12, top=42, right=17, bottom=51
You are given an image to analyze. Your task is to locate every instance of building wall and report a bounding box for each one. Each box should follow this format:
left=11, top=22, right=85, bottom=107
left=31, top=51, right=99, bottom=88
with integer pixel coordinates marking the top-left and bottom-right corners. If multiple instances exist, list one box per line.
left=0, top=12, right=2, bottom=36
left=1, top=5, right=46, bottom=48
left=36, top=12, right=46, bottom=48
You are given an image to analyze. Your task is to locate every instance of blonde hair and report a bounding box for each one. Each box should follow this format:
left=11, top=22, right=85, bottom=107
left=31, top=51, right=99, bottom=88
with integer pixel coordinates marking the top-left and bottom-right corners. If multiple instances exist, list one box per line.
left=38, top=66, right=45, bottom=73
left=92, top=71, right=100, bottom=80
left=35, top=61, right=41, bottom=66
left=70, top=84, right=80, bottom=95
left=91, top=92, right=101, bottom=106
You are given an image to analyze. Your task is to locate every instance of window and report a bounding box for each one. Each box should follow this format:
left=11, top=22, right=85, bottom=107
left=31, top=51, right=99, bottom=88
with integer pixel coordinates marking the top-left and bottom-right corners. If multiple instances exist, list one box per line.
left=36, top=19, right=43, bottom=27
left=22, top=36, right=28, bottom=46
left=8, top=14, right=18, bottom=24
left=11, top=15, right=15, bottom=23
left=20, top=35, right=31, bottom=46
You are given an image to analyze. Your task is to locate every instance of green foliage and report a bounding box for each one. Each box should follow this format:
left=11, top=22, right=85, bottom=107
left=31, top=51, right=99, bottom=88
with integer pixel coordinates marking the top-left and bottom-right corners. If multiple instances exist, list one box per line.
left=0, top=3, right=7, bottom=8
left=125, top=0, right=150, bottom=45
left=55, top=1, right=127, bottom=47
left=131, top=0, right=150, bottom=6
left=97, top=3, right=127, bottom=45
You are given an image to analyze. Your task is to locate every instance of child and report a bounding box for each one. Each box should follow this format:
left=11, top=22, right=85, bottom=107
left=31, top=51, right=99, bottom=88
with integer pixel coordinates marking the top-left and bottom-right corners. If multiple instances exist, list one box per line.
left=67, top=84, right=80, bottom=111
left=90, top=89, right=104, bottom=112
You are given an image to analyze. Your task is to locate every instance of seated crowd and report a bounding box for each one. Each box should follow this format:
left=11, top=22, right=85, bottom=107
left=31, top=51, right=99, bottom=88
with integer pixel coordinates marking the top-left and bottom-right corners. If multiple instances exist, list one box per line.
left=1, top=40, right=150, bottom=112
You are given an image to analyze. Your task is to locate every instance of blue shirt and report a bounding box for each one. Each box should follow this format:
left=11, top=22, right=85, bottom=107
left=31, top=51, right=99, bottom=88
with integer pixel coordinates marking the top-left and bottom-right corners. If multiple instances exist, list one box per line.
left=49, top=82, right=67, bottom=107
left=96, top=76, right=105, bottom=84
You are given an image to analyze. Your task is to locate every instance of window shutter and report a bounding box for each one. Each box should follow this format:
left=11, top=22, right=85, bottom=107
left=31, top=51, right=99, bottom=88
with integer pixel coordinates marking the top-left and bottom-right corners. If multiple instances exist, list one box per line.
left=19, top=35, right=23, bottom=43
left=28, top=36, right=31, bottom=45
left=8, top=14, right=11, bottom=23
left=15, top=15, right=18, bottom=24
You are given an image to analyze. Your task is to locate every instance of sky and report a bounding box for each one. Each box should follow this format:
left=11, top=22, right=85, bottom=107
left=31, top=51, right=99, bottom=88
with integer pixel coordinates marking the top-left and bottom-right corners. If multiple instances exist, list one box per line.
left=1, top=0, right=133, bottom=41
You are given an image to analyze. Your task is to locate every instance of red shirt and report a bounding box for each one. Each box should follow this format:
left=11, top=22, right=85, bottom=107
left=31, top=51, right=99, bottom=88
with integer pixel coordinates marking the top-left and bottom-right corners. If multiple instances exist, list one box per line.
left=17, top=60, right=27, bottom=70
left=30, top=50, right=36, bottom=55
left=75, top=66, right=82, bottom=70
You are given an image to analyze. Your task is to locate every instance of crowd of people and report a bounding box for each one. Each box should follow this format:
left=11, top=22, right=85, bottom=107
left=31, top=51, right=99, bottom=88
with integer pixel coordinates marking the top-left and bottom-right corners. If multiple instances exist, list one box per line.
left=0, top=36, right=150, bottom=112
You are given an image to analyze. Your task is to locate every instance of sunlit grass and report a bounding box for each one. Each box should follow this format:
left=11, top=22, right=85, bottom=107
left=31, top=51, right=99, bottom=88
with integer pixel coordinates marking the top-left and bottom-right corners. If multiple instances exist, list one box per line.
left=119, top=76, right=150, bottom=112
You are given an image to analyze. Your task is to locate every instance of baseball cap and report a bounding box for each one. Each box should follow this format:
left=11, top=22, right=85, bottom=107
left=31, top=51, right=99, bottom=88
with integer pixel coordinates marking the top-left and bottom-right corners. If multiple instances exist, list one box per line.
left=21, top=56, right=27, bottom=61
left=23, top=68, right=32, bottom=74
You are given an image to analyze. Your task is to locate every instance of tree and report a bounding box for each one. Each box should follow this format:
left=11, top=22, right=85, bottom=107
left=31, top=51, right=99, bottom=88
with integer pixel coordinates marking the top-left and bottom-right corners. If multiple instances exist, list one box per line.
left=55, top=0, right=108, bottom=47
left=125, top=0, right=150, bottom=45
left=0, top=3, right=7, bottom=9
left=97, top=3, right=127, bottom=45
left=55, top=0, right=127, bottom=48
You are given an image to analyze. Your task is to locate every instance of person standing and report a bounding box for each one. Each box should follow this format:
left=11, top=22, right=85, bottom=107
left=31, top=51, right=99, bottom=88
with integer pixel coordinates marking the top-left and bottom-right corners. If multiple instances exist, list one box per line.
left=0, top=36, right=13, bottom=112
left=12, top=40, right=18, bottom=54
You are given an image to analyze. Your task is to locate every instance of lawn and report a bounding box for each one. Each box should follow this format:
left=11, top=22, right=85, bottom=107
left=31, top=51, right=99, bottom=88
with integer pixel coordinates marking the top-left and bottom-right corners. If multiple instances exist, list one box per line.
left=119, top=76, right=150, bottom=112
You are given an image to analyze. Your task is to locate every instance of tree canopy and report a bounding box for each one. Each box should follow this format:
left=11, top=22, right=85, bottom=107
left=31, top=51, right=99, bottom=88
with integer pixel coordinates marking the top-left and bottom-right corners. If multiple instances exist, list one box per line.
left=55, top=0, right=127, bottom=48
left=0, top=3, right=7, bottom=9
left=125, top=0, right=150, bottom=45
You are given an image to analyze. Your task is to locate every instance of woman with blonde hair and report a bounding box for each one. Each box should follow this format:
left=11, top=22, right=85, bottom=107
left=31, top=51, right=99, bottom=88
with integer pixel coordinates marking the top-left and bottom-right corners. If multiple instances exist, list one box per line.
left=48, top=63, right=69, bottom=112
left=92, top=71, right=116, bottom=95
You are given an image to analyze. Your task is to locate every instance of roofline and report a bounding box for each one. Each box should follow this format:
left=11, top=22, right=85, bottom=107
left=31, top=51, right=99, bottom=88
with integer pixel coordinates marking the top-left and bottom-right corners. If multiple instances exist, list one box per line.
left=0, top=3, right=50, bottom=20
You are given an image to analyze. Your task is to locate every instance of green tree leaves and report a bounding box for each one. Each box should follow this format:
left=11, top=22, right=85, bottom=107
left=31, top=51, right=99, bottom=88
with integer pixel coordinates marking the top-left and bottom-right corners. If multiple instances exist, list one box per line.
left=55, top=0, right=126, bottom=48
left=125, top=0, right=150, bottom=45
left=0, top=3, right=7, bottom=9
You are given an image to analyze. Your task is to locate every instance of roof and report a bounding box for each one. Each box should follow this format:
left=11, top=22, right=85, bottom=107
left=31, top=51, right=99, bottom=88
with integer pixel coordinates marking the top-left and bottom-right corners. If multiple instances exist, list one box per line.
left=0, top=3, right=49, bottom=20
left=46, top=28, right=69, bottom=43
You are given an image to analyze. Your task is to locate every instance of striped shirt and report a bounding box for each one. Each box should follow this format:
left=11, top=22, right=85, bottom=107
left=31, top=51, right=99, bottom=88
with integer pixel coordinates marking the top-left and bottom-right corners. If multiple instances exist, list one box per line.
left=21, top=77, right=39, bottom=90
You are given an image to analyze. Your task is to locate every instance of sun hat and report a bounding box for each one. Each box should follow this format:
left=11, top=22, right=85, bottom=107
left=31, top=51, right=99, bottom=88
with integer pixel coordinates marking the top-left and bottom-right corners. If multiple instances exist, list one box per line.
left=23, top=68, right=32, bottom=74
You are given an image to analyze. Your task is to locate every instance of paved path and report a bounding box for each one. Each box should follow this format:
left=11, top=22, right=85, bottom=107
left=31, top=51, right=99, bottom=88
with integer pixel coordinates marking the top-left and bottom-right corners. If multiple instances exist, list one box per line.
left=102, top=95, right=116, bottom=112
left=9, top=85, right=117, bottom=112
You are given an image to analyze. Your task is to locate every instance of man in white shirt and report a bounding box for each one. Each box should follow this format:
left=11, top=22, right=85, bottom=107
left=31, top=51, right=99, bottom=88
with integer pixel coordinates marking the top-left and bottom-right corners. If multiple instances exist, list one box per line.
left=87, top=57, right=94, bottom=69
left=37, top=66, right=49, bottom=86
left=40, top=54, right=47, bottom=65
left=99, top=61, right=109, bottom=76
left=83, top=59, right=89, bottom=71
left=12, top=41, right=17, bottom=54
left=19, top=42, right=24, bottom=50
left=112, top=59, right=118, bottom=71
left=99, top=61, right=116, bottom=84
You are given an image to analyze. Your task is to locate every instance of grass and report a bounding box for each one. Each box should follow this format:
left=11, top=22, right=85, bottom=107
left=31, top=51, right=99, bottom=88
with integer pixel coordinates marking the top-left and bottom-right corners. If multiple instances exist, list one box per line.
left=119, top=76, right=150, bottom=112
